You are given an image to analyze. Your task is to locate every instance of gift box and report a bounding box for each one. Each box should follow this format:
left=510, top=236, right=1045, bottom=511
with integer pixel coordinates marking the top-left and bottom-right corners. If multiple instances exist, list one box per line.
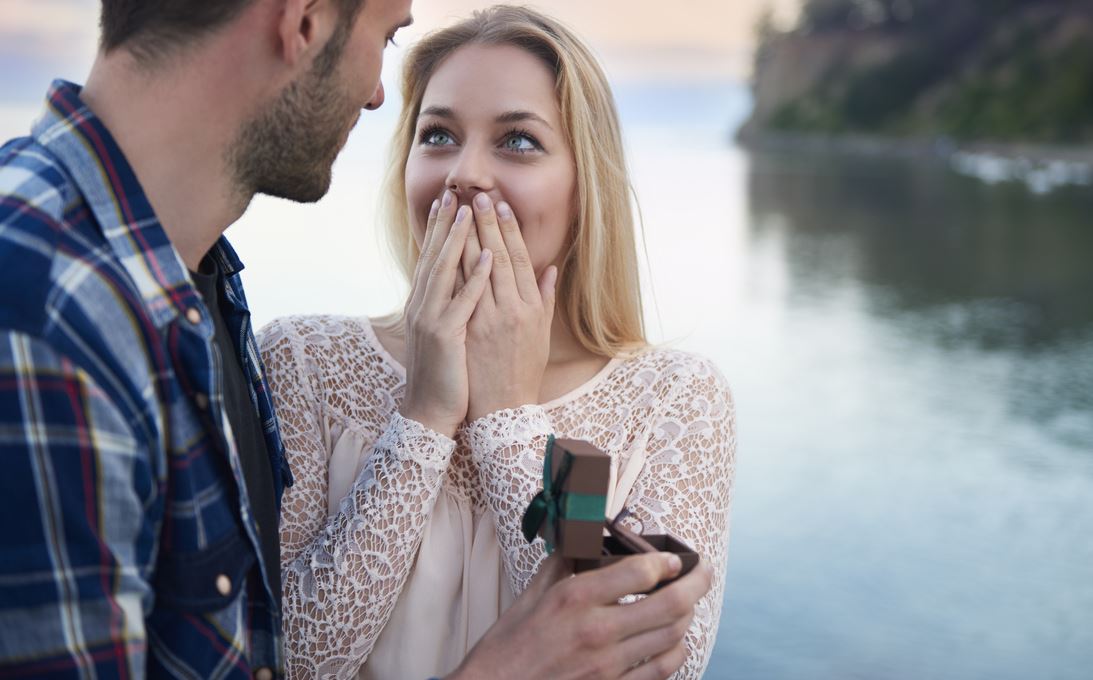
left=522, top=437, right=611, bottom=560
left=574, top=518, right=700, bottom=593
left=522, top=436, right=699, bottom=592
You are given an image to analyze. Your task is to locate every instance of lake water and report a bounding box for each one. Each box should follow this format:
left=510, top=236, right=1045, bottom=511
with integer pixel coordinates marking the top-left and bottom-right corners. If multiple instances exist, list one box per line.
left=3, top=80, right=1091, bottom=679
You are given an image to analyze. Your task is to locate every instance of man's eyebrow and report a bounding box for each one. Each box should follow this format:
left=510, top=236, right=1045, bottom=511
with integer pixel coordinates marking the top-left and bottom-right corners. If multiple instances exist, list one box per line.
left=495, top=110, right=553, bottom=130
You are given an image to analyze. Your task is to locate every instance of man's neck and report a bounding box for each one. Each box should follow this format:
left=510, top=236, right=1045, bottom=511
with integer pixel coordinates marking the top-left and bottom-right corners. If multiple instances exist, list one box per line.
left=80, top=49, right=258, bottom=270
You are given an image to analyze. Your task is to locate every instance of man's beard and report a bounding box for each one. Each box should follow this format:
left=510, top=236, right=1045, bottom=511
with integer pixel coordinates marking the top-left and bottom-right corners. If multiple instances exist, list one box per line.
left=228, top=26, right=358, bottom=204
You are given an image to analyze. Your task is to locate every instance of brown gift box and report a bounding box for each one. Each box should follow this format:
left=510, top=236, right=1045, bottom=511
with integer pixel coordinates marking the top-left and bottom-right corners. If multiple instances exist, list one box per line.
left=575, top=531, right=700, bottom=592
left=540, top=438, right=611, bottom=560
left=524, top=437, right=699, bottom=591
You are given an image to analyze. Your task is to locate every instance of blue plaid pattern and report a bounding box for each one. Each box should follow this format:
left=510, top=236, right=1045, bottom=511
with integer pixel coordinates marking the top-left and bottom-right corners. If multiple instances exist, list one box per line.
left=0, top=81, right=289, bottom=678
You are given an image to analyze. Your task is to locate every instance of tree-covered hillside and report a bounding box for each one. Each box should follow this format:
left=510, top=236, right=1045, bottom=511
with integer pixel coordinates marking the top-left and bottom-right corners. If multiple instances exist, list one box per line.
left=742, top=0, right=1093, bottom=144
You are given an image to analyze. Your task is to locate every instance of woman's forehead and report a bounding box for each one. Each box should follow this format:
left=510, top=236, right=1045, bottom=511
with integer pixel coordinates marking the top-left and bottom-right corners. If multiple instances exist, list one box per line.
left=419, top=44, right=561, bottom=123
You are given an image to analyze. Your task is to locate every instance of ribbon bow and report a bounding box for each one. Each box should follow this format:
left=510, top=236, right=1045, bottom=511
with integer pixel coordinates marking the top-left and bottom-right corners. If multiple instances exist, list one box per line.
left=521, top=435, right=606, bottom=553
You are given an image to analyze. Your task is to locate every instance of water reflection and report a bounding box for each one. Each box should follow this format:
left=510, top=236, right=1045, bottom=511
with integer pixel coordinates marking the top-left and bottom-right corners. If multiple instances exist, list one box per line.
left=748, top=150, right=1093, bottom=341
left=746, top=149, right=1093, bottom=446
left=711, top=143, right=1093, bottom=680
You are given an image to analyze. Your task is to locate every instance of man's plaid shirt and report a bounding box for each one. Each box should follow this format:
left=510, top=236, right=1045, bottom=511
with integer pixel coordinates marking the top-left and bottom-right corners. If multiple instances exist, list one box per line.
left=0, top=81, right=290, bottom=678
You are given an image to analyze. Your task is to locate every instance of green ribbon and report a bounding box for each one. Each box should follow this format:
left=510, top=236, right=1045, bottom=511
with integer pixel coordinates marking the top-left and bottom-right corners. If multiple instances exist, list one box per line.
left=521, top=435, right=606, bottom=554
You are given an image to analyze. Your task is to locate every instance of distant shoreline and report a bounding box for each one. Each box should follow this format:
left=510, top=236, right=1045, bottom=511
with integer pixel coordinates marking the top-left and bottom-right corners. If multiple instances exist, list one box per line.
left=737, top=130, right=1093, bottom=164
left=737, top=131, right=1093, bottom=193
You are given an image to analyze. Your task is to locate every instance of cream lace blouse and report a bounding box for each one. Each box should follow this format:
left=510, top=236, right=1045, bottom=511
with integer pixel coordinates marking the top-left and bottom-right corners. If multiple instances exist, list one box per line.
left=257, top=315, right=736, bottom=680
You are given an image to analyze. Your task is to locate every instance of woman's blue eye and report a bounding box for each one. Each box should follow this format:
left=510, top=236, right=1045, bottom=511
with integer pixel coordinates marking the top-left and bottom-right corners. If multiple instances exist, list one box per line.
left=503, top=134, right=539, bottom=153
left=424, top=130, right=454, bottom=146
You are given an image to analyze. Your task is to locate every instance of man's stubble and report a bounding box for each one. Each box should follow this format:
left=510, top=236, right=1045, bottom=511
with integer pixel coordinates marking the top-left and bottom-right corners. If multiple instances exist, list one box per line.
left=228, top=22, right=358, bottom=204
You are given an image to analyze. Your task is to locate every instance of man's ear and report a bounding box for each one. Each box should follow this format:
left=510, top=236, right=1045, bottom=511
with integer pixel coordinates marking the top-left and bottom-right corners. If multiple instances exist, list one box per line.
left=277, top=0, right=335, bottom=68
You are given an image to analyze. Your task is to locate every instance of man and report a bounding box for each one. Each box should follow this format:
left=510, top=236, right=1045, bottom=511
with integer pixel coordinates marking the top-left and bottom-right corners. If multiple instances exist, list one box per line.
left=0, top=1, right=712, bottom=678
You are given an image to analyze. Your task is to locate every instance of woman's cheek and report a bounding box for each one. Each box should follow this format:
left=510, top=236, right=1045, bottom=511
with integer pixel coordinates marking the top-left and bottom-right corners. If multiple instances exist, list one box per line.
left=503, top=190, right=570, bottom=272
left=406, top=197, right=425, bottom=246
left=406, top=182, right=438, bottom=246
left=523, top=212, right=569, bottom=274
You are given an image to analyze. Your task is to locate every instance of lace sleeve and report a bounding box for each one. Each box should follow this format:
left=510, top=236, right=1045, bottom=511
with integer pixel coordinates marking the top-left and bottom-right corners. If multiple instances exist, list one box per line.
left=464, top=355, right=735, bottom=680
left=626, top=355, right=737, bottom=680
left=258, top=318, right=455, bottom=679
left=464, top=405, right=554, bottom=596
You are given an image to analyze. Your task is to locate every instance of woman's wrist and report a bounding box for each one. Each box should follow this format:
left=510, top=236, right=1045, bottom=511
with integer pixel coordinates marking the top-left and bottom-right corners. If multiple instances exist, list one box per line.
left=398, top=403, right=460, bottom=440
left=468, top=381, right=543, bottom=422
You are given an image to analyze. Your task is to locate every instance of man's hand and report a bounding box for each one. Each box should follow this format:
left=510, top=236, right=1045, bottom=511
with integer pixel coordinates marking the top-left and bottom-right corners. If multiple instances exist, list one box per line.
left=447, top=552, right=714, bottom=680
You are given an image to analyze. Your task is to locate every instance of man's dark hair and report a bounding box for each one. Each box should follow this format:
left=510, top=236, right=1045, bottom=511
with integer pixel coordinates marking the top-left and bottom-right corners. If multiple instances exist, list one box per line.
left=100, top=0, right=365, bottom=61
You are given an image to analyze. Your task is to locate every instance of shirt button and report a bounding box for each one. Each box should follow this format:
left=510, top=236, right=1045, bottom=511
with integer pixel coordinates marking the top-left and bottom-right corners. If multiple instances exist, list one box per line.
left=254, top=668, right=274, bottom=680
left=185, top=307, right=202, bottom=325
left=194, top=393, right=210, bottom=410
left=215, top=574, right=232, bottom=597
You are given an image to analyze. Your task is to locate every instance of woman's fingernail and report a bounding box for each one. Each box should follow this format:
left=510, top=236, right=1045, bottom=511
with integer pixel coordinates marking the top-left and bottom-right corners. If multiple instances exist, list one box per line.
left=497, top=201, right=513, bottom=219
left=474, top=193, right=491, bottom=211
left=430, top=199, right=439, bottom=215
left=478, top=249, right=492, bottom=266
left=456, top=205, right=469, bottom=222
left=442, top=190, right=453, bottom=207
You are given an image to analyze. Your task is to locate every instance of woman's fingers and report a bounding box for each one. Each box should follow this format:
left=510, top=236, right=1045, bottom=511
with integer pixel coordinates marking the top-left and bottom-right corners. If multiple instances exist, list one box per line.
left=430, top=190, right=457, bottom=256
left=496, top=200, right=541, bottom=303
left=453, top=267, right=466, bottom=297
left=421, top=205, right=474, bottom=316
left=538, top=265, right=558, bottom=317
left=463, top=220, right=496, bottom=317
left=409, top=191, right=457, bottom=312
left=472, top=193, right=519, bottom=302
left=446, top=248, right=493, bottom=323
left=462, top=217, right=483, bottom=283
left=406, top=197, right=441, bottom=312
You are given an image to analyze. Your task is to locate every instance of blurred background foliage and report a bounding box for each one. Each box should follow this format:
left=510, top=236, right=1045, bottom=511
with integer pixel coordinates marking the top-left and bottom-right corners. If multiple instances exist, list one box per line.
left=744, top=0, right=1093, bottom=144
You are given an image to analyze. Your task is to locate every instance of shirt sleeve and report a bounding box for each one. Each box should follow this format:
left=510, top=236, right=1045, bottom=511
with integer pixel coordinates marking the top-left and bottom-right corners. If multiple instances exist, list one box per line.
left=0, top=330, right=150, bottom=678
left=258, top=318, right=456, bottom=678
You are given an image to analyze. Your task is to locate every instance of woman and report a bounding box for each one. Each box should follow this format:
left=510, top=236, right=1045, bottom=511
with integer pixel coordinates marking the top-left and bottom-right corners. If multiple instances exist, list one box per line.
left=258, top=6, right=736, bottom=679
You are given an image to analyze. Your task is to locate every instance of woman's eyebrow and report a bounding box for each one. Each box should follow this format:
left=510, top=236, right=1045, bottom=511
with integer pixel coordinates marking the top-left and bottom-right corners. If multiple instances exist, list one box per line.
left=419, top=105, right=455, bottom=120
left=496, top=110, right=554, bottom=130
left=417, top=107, right=553, bottom=131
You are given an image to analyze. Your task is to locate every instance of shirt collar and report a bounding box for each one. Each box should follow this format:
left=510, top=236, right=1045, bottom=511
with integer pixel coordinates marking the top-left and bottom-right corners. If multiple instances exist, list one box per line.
left=31, top=79, right=216, bottom=328
left=210, top=235, right=245, bottom=277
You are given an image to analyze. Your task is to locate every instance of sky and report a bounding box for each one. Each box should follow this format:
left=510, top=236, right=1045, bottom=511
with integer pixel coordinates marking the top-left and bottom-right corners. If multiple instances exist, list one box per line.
left=0, top=0, right=801, bottom=103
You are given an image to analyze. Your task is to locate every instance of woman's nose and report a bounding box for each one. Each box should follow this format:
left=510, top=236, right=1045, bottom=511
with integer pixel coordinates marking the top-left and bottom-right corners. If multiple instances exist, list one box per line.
left=445, top=147, right=495, bottom=200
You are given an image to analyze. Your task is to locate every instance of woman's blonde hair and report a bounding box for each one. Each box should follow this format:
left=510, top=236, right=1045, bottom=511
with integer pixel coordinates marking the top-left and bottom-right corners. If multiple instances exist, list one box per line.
left=382, top=4, right=646, bottom=357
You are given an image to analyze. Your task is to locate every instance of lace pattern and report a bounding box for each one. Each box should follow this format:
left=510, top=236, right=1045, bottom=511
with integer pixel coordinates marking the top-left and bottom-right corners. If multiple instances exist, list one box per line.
left=259, top=318, right=455, bottom=678
left=258, top=315, right=736, bottom=679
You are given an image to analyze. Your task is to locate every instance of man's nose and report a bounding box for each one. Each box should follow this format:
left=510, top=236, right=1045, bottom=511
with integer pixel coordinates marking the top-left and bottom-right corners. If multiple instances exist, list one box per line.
left=364, top=81, right=385, bottom=110
left=446, top=146, right=495, bottom=200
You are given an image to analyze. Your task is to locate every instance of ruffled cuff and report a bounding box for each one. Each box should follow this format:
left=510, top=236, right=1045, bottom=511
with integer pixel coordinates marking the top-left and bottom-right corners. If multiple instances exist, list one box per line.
left=464, top=405, right=553, bottom=466
left=376, top=411, right=456, bottom=473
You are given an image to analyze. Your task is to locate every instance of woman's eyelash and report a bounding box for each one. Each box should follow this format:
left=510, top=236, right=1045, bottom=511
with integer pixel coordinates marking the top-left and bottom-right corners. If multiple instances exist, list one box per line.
left=386, top=36, right=398, bottom=47
left=416, top=125, right=544, bottom=151
left=503, top=128, right=544, bottom=151
left=418, top=123, right=450, bottom=145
